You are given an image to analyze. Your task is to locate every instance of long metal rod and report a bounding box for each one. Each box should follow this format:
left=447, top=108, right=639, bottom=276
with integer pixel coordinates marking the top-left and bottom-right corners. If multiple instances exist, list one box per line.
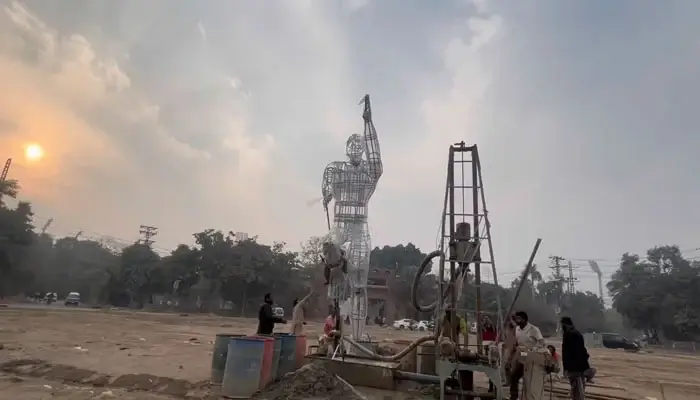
left=472, top=147, right=482, bottom=352
left=447, top=145, right=457, bottom=343
left=437, top=148, right=452, bottom=338
left=504, top=238, right=543, bottom=326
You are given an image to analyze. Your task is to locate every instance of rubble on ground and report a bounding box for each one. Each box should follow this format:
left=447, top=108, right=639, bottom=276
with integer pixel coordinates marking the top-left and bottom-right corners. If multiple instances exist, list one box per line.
left=251, top=361, right=366, bottom=400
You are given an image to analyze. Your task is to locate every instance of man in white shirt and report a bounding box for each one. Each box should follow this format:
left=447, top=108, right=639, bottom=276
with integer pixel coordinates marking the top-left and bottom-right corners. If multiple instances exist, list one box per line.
left=509, top=311, right=545, bottom=400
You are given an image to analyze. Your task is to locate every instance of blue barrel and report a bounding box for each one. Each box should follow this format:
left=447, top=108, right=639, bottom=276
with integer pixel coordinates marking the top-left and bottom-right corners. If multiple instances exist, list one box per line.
left=270, top=337, right=282, bottom=381
left=222, top=338, right=265, bottom=398
left=211, top=334, right=244, bottom=384
left=274, top=334, right=297, bottom=378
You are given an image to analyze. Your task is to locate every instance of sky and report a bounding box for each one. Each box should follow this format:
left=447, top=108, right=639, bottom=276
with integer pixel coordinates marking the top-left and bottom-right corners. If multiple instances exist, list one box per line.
left=1, top=0, right=699, bottom=298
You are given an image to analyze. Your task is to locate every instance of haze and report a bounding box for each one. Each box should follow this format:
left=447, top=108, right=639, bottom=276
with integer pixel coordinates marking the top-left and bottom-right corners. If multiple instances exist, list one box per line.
left=0, top=0, right=698, bottom=296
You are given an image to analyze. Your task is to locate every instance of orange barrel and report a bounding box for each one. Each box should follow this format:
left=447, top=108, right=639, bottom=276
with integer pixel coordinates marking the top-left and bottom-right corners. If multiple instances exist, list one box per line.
left=246, top=336, right=275, bottom=388
left=221, top=337, right=266, bottom=398
left=294, top=335, right=307, bottom=369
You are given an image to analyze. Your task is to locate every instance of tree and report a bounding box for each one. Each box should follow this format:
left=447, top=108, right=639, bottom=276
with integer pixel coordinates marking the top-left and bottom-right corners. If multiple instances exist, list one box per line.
left=0, top=201, right=34, bottom=297
left=0, top=179, right=20, bottom=204
left=116, top=243, right=161, bottom=306
left=370, top=243, right=427, bottom=269
left=607, top=245, right=700, bottom=341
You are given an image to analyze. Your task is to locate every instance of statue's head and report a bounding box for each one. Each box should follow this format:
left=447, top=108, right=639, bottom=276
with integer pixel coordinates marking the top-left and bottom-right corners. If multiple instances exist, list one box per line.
left=346, top=134, right=364, bottom=166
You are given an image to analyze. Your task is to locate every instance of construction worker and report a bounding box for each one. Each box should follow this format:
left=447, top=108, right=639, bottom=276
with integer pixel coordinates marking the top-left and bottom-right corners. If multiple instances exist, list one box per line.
left=256, top=293, right=286, bottom=335
left=318, top=307, right=337, bottom=356
left=290, top=291, right=314, bottom=335
left=560, top=316, right=590, bottom=400
left=509, top=311, right=545, bottom=400
left=438, top=307, right=469, bottom=358
left=321, top=241, right=348, bottom=285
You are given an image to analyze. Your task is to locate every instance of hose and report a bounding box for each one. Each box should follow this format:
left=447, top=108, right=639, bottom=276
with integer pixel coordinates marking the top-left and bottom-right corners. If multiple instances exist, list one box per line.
left=410, top=250, right=444, bottom=312
left=342, top=335, right=435, bottom=362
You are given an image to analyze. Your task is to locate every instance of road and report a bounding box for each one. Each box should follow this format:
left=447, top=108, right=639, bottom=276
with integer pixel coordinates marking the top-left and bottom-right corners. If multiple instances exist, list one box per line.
left=2, top=302, right=103, bottom=311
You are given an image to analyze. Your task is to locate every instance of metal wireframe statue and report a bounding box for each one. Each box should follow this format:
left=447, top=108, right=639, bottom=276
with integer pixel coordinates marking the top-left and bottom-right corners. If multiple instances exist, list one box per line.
left=321, top=94, right=383, bottom=341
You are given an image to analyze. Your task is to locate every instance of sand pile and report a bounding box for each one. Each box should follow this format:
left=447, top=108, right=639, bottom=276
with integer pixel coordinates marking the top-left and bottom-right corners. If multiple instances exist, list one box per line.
left=251, top=361, right=366, bottom=400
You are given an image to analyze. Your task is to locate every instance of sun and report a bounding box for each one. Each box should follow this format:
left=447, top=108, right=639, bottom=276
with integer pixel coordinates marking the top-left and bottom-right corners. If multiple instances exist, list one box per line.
left=24, top=143, right=45, bottom=161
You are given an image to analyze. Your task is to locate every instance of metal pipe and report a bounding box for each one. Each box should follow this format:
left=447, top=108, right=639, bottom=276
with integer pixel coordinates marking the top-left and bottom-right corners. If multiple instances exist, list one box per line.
left=394, top=370, right=439, bottom=384
left=342, top=335, right=435, bottom=362
left=448, top=145, right=457, bottom=343
left=503, top=238, right=542, bottom=327
left=471, top=147, right=482, bottom=353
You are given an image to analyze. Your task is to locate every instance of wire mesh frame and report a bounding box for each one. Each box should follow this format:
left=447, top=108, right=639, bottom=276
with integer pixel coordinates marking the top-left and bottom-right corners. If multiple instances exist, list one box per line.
left=321, top=95, right=383, bottom=340
left=435, top=143, right=503, bottom=354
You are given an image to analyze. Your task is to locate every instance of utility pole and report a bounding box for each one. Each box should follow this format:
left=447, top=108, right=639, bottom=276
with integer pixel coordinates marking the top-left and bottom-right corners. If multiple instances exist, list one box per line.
left=566, top=261, right=579, bottom=295
left=549, top=255, right=566, bottom=315
left=138, top=225, right=158, bottom=247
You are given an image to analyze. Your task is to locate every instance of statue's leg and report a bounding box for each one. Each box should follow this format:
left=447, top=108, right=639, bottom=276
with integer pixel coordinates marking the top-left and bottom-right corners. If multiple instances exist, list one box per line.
left=328, top=222, right=352, bottom=300
left=346, top=222, right=371, bottom=340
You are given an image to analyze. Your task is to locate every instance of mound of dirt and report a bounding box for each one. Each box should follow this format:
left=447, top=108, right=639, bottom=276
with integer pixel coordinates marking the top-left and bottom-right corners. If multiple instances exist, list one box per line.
left=251, top=361, right=366, bottom=400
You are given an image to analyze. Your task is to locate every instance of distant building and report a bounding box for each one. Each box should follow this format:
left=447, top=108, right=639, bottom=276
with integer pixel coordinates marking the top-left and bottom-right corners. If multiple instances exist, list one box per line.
left=311, top=267, right=398, bottom=323
left=234, top=232, right=249, bottom=242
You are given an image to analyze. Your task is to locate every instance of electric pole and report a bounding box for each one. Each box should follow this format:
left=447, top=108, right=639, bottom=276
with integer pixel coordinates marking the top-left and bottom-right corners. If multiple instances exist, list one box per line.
left=566, top=261, right=579, bottom=295
left=139, top=225, right=158, bottom=247
left=549, top=255, right=566, bottom=315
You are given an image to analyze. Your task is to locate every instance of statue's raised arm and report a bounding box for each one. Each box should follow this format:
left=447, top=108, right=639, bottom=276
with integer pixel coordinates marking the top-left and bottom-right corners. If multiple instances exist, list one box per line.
left=360, top=94, right=383, bottom=182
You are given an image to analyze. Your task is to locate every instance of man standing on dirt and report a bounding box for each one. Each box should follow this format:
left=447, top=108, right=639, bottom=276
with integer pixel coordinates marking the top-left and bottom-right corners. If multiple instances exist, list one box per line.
left=290, top=291, right=314, bottom=335
left=509, top=311, right=545, bottom=400
left=560, top=316, right=590, bottom=400
left=257, top=293, right=286, bottom=335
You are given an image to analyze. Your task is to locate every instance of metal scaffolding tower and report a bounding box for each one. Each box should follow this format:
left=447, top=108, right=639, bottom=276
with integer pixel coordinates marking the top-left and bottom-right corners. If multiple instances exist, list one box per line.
left=437, top=142, right=501, bottom=352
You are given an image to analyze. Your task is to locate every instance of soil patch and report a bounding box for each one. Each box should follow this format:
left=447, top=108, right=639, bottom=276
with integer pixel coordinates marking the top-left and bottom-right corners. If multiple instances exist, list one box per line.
left=0, top=358, right=217, bottom=399
left=252, top=361, right=366, bottom=400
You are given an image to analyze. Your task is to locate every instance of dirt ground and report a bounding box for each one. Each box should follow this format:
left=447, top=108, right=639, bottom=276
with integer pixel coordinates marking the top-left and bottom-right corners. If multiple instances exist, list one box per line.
left=1, top=307, right=699, bottom=399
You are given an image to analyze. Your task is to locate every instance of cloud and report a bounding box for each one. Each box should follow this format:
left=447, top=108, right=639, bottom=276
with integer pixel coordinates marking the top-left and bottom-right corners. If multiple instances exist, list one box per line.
left=0, top=1, right=272, bottom=246
left=0, top=0, right=698, bottom=297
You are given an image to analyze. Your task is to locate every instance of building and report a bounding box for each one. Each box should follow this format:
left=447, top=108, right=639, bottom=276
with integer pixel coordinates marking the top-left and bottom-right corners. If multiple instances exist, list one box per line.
left=311, top=267, right=398, bottom=323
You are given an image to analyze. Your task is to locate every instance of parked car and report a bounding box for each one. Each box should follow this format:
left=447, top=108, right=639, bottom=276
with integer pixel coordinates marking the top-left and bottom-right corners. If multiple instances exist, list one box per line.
left=416, top=320, right=435, bottom=332
left=393, top=318, right=417, bottom=330
left=64, top=292, right=80, bottom=306
left=43, top=292, right=57, bottom=304
left=601, top=333, right=640, bottom=352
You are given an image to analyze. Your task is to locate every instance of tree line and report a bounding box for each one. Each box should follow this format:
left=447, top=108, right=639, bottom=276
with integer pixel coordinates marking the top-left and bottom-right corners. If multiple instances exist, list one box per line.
left=1, top=178, right=698, bottom=340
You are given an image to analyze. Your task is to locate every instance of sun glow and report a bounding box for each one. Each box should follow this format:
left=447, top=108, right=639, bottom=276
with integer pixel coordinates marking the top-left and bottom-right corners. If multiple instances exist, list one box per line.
left=24, top=143, right=45, bottom=161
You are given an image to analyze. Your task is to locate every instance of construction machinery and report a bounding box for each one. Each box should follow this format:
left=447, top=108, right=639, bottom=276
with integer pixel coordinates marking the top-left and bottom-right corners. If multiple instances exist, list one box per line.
left=310, top=141, right=557, bottom=400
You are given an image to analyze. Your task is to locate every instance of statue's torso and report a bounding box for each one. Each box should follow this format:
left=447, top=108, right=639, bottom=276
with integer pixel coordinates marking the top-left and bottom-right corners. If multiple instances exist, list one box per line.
left=332, top=162, right=376, bottom=220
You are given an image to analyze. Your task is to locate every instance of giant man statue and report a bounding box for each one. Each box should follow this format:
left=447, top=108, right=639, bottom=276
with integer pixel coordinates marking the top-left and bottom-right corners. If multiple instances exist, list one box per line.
left=322, top=94, right=383, bottom=340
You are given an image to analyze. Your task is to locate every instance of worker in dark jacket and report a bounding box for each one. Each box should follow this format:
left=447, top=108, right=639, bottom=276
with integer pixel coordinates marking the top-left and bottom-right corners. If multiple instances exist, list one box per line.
left=560, top=316, right=590, bottom=400
left=257, top=293, right=286, bottom=335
